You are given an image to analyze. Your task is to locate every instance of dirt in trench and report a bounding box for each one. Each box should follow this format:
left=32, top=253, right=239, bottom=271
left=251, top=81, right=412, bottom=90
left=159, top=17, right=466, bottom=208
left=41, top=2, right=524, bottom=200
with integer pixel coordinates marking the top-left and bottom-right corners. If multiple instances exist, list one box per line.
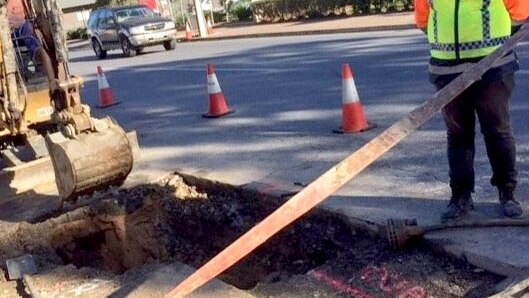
left=0, top=173, right=507, bottom=297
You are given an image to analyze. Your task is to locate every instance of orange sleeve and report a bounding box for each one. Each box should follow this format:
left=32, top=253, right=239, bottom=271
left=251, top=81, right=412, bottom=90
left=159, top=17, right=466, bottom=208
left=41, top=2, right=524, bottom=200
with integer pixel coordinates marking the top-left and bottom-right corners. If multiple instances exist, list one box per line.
left=504, top=0, right=529, bottom=22
left=414, top=0, right=430, bottom=29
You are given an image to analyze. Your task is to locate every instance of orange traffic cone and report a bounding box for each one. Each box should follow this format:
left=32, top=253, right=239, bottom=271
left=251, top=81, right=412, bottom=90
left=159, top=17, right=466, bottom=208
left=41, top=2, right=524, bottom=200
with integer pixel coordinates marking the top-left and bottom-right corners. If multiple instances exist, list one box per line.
left=206, top=17, right=214, bottom=35
left=333, top=63, right=375, bottom=133
left=97, top=66, right=120, bottom=108
left=203, top=64, right=234, bottom=118
left=185, top=20, right=193, bottom=41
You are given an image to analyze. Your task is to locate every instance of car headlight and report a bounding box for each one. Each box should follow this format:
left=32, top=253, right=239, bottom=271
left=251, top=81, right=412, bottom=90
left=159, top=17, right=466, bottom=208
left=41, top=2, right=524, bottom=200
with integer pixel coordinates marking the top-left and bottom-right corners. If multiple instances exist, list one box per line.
left=165, top=22, right=176, bottom=30
left=130, top=26, right=145, bottom=35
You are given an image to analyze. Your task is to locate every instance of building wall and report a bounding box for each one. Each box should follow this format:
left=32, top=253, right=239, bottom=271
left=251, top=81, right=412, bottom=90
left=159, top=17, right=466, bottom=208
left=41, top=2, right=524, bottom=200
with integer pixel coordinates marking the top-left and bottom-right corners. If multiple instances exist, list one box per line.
left=62, top=9, right=91, bottom=31
left=7, top=0, right=26, bottom=28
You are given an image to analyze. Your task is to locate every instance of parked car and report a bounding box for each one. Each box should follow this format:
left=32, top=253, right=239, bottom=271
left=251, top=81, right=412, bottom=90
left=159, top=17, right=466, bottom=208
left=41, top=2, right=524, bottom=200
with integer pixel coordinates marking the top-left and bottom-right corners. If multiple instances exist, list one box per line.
left=87, top=5, right=177, bottom=58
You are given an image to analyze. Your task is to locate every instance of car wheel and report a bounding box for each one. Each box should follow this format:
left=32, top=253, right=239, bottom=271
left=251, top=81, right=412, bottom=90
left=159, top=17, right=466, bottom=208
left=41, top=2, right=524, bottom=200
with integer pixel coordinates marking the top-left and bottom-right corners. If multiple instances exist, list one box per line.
left=92, top=39, right=107, bottom=59
left=163, top=39, right=176, bottom=51
left=120, top=36, right=137, bottom=57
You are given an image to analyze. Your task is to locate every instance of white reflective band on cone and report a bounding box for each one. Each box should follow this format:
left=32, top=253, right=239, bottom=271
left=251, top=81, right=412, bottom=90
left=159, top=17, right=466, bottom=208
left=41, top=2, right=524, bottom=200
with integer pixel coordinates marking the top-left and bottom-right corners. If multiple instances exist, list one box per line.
left=207, top=74, right=222, bottom=94
left=98, top=74, right=110, bottom=89
left=342, top=77, right=359, bottom=104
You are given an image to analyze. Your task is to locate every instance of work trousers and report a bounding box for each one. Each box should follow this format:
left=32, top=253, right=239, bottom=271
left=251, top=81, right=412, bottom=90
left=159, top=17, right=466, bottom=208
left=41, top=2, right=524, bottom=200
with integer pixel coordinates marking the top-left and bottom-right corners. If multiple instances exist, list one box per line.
left=433, top=73, right=517, bottom=194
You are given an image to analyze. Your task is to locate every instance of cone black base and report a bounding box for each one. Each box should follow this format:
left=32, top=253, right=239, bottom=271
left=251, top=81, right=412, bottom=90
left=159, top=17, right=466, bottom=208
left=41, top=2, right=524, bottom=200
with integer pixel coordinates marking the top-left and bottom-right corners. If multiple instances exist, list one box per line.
left=333, top=122, right=377, bottom=134
left=97, top=101, right=122, bottom=109
left=202, top=109, right=235, bottom=118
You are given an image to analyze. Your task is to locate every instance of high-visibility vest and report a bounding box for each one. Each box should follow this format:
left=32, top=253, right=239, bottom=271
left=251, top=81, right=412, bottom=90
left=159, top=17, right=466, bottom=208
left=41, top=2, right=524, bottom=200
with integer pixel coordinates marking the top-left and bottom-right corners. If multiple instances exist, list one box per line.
left=427, top=0, right=512, bottom=60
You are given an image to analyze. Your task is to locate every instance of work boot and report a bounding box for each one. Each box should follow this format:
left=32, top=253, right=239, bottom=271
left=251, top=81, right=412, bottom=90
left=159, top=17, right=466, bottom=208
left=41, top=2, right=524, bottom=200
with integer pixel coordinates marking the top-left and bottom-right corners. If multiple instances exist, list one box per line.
left=499, top=186, right=524, bottom=218
left=441, top=191, right=474, bottom=222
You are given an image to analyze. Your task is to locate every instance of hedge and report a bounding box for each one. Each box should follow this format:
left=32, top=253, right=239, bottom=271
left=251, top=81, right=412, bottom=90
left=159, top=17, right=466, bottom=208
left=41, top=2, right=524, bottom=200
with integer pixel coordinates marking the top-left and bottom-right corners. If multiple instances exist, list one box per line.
left=251, top=0, right=414, bottom=23
left=93, top=0, right=137, bottom=8
left=66, top=27, right=88, bottom=40
left=230, top=0, right=253, bottom=21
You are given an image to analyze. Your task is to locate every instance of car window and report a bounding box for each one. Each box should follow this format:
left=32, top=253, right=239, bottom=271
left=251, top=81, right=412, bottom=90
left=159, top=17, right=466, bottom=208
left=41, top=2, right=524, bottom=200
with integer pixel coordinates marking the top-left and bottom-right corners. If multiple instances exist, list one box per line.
left=87, top=11, right=99, bottom=29
left=98, top=10, right=115, bottom=27
left=97, top=10, right=108, bottom=27
left=114, top=6, right=156, bottom=22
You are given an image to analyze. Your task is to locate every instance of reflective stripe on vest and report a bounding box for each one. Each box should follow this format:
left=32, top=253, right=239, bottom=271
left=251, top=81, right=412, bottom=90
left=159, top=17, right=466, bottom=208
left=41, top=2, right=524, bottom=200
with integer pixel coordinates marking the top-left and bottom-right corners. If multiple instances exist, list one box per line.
left=430, top=36, right=509, bottom=51
left=427, top=0, right=511, bottom=60
left=429, top=0, right=439, bottom=44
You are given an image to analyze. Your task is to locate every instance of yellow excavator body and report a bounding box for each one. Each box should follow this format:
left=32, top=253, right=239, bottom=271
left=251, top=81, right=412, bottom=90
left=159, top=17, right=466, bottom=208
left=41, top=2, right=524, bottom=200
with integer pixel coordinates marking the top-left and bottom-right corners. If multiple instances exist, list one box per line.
left=0, top=0, right=137, bottom=200
left=0, top=87, right=52, bottom=138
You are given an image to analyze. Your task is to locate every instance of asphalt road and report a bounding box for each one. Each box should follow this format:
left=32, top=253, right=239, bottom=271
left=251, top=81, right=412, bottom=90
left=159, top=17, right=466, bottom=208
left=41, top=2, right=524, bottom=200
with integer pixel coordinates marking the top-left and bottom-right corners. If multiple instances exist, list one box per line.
left=69, top=30, right=529, bottom=212
left=61, top=29, right=529, bottom=279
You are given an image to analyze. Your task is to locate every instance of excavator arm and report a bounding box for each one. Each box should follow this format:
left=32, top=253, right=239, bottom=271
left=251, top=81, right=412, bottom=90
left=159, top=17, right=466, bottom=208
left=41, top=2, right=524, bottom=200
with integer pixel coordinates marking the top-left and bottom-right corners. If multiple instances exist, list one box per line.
left=0, top=0, right=137, bottom=201
left=0, top=1, right=25, bottom=136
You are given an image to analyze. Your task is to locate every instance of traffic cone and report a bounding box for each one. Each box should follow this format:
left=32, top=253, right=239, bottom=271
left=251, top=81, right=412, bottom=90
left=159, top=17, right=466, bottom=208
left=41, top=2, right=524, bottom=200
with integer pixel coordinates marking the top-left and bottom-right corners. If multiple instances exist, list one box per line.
left=333, top=63, right=375, bottom=133
left=97, top=66, right=120, bottom=108
left=206, top=17, right=214, bottom=35
left=203, top=64, right=234, bottom=118
left=185, top=20, right=193, bottom=41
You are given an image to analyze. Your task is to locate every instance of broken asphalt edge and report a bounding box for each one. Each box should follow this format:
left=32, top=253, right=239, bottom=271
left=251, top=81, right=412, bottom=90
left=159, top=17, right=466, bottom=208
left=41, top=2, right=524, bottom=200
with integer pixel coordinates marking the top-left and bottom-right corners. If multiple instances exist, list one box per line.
left=184, top=172, right=527, bottom=278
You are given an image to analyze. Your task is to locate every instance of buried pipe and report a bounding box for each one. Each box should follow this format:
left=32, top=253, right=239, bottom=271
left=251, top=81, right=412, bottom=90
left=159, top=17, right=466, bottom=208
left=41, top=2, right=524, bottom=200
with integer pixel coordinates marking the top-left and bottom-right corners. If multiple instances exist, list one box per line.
left=2, top=207, right=110, bottom=255
left=0, top=201, right=126, bottom=261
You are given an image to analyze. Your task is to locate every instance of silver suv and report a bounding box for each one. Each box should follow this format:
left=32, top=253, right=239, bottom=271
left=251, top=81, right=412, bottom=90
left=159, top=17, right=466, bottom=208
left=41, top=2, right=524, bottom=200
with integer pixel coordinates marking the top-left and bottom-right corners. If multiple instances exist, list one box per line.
left=87, top=5, right=177, bottom=58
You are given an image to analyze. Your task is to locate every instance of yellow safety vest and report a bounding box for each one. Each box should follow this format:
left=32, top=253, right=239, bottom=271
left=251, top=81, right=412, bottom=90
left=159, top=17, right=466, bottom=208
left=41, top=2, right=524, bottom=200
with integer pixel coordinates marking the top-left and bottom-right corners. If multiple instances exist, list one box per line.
left=428, top=0, right=512, bottom=60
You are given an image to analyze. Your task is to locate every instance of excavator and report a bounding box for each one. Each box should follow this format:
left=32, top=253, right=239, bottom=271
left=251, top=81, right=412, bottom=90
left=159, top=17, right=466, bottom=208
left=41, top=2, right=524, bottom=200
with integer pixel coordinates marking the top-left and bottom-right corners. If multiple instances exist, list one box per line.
left=0, top=0, right=136, bottom=201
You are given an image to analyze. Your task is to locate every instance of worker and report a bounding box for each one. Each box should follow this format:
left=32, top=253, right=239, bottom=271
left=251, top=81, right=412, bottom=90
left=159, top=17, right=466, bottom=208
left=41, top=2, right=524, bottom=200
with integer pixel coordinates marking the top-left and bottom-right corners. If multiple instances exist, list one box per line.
left=18, top=19, right=39, bottom=60
left=414, top=0, right=529, bottom=221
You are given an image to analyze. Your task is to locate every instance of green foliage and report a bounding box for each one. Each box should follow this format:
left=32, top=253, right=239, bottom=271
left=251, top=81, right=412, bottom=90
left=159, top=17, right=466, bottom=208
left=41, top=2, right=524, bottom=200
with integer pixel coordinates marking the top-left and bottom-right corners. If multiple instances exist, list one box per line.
left=202, top=10, right=227, bottom=23
left=66, top=27, right=88, bottom=40
left=173, top=10, right=186, bottom=28
left=251, top=0, right=414, bottom=23
left=212, top=10, right=226, bottom=23
left=228, top=0, right=252, bottom=21
left=93, top=0, right=138, bottom=9
left=169, top=0, right=187, bottom=29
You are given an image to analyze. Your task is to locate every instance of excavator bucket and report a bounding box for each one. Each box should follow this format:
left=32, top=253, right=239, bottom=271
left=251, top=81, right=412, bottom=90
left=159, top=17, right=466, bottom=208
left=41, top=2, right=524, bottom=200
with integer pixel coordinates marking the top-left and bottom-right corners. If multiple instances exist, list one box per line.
left=45, top=117, right=136, bottom=201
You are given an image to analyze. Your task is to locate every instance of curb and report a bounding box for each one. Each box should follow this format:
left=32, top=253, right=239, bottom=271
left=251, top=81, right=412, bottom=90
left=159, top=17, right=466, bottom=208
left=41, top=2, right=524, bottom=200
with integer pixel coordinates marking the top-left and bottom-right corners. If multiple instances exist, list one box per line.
left=68, top=24, right=417, bottom=51
left=68, top=41, right=91, bottom=51
left=177, top=23, right=417, bottom=43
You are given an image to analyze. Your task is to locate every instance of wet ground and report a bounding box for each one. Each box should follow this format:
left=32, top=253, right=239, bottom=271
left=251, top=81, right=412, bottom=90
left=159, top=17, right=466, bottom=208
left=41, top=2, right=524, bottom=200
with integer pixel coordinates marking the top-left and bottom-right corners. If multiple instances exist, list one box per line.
left=0, top=173, right=508, bottom=297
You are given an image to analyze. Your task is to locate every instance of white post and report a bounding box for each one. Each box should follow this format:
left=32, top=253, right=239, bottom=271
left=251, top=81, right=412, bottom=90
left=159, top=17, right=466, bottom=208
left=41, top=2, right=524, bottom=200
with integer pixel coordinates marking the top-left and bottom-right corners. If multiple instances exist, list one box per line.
left=210, top=5, right=214, bottom=25
left=225, top=0, right=230, bottom=23
left=193, top=0, right=207, bottom=37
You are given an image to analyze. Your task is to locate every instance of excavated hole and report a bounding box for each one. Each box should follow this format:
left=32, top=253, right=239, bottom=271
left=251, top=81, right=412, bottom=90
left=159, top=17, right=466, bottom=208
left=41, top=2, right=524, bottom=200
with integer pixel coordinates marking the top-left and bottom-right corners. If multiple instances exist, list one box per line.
left=51, top=173, right=355, bottom=289
left=56, top=231, right=107, bottom=271
left=4, top=173, right=502, bottom=297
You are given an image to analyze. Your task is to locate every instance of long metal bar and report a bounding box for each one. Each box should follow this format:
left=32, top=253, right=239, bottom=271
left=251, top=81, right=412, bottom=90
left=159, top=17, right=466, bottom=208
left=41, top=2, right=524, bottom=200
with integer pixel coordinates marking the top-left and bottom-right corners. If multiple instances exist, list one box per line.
left=164, top=24, right=529, bottom=298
